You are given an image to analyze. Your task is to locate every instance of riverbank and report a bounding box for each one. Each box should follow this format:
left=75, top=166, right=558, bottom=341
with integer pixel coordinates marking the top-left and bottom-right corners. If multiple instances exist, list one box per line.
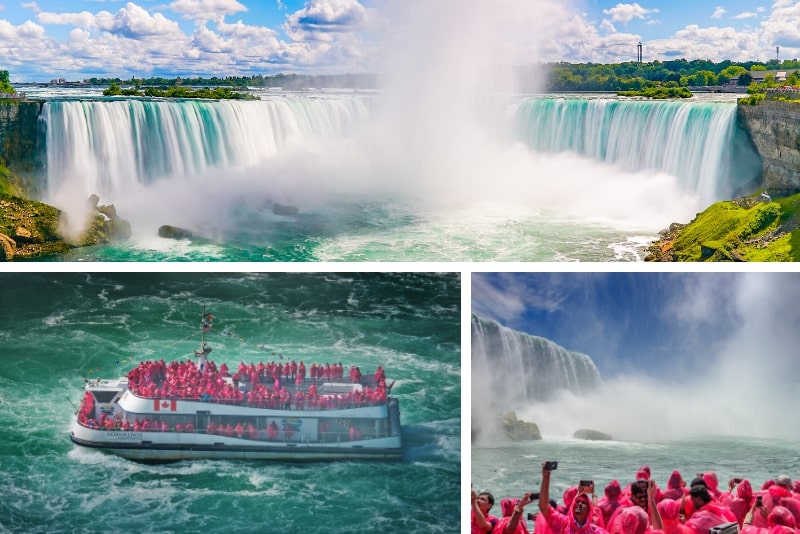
left=0, top=193, right=72, bottom=260
left=645, top=193, right=800, bottom=261
left=0, top=168, right=132, bottom=260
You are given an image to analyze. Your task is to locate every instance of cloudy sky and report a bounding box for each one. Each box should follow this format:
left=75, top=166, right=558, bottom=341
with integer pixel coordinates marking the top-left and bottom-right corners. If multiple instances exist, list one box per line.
left=2, top=1, right=800, bottom=83
left=472, top=271, right=800, bottom=382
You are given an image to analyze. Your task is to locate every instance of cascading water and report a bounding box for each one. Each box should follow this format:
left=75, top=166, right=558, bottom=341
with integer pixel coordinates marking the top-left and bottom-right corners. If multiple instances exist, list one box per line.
left=42, top=96, right=372, bottom=199
left=31, top=92, right=764, bottom=261
left=512, top=98, right=761, bottom=203
left=471, top=313, right=601, bottom=439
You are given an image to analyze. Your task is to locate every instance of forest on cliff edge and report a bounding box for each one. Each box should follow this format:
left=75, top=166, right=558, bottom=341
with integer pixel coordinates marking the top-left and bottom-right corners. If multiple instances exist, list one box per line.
left=69, top=58, right=800, bottom=94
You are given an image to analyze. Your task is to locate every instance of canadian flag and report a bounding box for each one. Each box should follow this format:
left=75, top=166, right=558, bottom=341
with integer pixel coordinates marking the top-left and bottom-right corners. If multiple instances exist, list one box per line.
left=154, top=399, right=177, bottom=412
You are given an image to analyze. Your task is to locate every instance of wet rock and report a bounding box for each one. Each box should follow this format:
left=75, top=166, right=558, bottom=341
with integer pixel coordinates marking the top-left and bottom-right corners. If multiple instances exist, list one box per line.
left=573, top=428, right=613, bottom=441
left=158, top=225, right=193, bottom=239
left=272, top=203, right=299, bottom=216
left=0, top=233, right=15, bottom=260
left=498, top=411, right=542, bottom=441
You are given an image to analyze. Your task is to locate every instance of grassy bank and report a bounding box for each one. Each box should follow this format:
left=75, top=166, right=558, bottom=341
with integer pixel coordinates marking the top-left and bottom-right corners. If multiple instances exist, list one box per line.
left=646, top=193, right=800, bottom=261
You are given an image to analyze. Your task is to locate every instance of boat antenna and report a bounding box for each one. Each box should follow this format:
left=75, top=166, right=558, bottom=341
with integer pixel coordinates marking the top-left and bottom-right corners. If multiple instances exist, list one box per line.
left=195, top=305, right=213, bottom=361
left=66, top=396, right=79, bottom=414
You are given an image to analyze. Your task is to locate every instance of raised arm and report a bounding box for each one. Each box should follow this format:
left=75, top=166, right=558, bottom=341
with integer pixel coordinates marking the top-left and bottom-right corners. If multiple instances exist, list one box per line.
left=472, top=489, right=493, bottom=533
left=505, top=493, right=535, bottom=534
left=539, top=462, right=553, bottom=520
left=648, top=479, right=663, bottom=530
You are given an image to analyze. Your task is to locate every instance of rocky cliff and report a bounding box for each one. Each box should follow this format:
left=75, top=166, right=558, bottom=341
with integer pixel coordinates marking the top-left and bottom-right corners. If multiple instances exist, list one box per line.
left=738, top=100, right=800, bottom=193
left=0, top=100, right=44, bottom=194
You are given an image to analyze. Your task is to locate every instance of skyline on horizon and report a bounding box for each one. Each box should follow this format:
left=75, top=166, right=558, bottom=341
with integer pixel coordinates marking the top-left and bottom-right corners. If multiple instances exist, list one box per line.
left=2, top=1, right=800, bottom=83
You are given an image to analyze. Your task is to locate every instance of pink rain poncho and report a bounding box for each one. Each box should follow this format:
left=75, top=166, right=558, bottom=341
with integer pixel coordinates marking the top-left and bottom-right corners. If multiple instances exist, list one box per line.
left=561, top=487, right=579, bottom=514
left=599, top=481, right=624, bottom=526
left=702, top=473, right=721, bottom=499
left=541, top=494, right=609, bottom=534
left=742, top=506, right=800, bottom=534
left=657, top=498, right=692, bottom=534
left=606, top=506, right=649, bottom=534
left=726, top=480, right=756, bottom=527
left=492, top=498, right=531, bottom=534
left=684, top=502, right=736, bottom=534
left=662, top=472, right=687, bottom=501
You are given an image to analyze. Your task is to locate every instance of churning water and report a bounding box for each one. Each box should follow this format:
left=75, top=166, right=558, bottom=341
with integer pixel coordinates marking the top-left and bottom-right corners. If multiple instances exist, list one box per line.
left=0, top=272, right=460, bottom=533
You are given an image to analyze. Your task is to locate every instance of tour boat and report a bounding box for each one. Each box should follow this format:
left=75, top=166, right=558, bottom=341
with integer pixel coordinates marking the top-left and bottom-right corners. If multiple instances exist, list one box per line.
left=69, top=311, right=403, bottom=462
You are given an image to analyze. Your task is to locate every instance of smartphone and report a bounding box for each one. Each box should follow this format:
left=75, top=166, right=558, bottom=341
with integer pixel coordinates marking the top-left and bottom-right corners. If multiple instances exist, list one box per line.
left=756, top=496, right=763, bottom=507
left=733, top=478, right=742, bottom=484
left=529, top=492, right=540, bottom=500
left=527, top=513, right=537, bottom=521
left=544, top=461, right=558, bottom=471
left=579, top=480, right=593, bottom=487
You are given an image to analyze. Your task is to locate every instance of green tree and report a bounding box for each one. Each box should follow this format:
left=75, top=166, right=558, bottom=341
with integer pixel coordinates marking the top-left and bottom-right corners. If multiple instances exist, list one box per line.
left=0, top=70, right=15, bottom=94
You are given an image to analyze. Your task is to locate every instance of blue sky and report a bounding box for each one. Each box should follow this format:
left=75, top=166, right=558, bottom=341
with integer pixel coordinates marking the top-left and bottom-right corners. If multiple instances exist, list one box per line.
left=472, top=272, right=800, bottom=383
left=1, top=1, right=800, bottom=82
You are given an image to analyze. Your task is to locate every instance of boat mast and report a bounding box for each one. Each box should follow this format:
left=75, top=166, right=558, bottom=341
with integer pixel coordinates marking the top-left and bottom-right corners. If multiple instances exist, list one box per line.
left=195, top=306, right=212, bottom=363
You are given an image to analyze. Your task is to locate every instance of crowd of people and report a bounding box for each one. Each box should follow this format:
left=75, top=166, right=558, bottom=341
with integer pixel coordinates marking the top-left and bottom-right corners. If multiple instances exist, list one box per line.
left=472, top=463, right=800, bottom=534
left=122, top=358, right=389, bottom=410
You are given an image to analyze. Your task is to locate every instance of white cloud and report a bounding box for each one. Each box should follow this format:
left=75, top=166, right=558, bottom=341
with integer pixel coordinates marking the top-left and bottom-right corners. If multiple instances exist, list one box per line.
left=647, top=24, right=763, bottom=62
left=37, top=11, right=98, bottom=28
left=711, top=6, right=725, bottom=19
left=21, top=2, right=41, bottom=14
left=3, top=0, right=800, bottom=83
left=283, top=0, right=378, bottom=42
left=602, top=2, right=659, bottom=25
left=600, top=19, right=616, bottom=33
left=169, top=0, right=248, bottom=24
left=95, top=4, right=184, bottom=39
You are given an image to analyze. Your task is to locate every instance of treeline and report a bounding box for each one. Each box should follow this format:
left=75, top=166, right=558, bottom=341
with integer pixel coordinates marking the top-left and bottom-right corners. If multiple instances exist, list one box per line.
left=75, top=58, right=800, bottom=96
left=538, top=58, right=800, bottom=93
left=103, top=82, right=257, bottom=100
left=87, top=73, right=378, bottom=90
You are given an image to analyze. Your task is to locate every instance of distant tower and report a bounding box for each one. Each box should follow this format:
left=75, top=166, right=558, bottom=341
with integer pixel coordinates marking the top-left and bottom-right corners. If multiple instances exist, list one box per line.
left=777, top=46, right=780, bottom=63
left=637, top=42, right=643, bottom=64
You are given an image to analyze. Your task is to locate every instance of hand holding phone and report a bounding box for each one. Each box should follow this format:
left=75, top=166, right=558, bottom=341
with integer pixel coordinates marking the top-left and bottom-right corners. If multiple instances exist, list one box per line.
left=544, top=460, right=558, bottom=471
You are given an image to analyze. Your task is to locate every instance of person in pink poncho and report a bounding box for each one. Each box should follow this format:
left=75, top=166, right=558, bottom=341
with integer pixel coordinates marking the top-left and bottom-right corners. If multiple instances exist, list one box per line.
left=472, top=490, right=500, bottom=533
left=684, top=485, right=736, bottom=534
left=724, top=479, right=756, bottom=527
left=606, top=506, right=650, bottom=534
left=657, top=498, right=692, bottom=534
left=493, top=495, right=535, bottom=534
left=537, top=461, right=608, bottom=534
left=599, top=481, right=624, bottom=526
left=742, top=505, right=797, bottom=534
left=748, top=476, right=797, bottom=529
left=607, top=479, right=662, bottom=532
left=662, top=471, right=688, bottom=501
left=702, top=473, right=722, bottom=500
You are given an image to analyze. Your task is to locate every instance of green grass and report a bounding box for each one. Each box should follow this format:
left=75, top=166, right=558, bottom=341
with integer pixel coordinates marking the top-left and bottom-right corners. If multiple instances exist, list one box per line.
left=667, top=194, right=800, bottom=261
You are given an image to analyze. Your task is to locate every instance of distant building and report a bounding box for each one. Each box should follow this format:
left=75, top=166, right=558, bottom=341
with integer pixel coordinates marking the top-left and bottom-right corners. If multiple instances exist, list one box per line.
left=749, top=70, right=788, bottom=83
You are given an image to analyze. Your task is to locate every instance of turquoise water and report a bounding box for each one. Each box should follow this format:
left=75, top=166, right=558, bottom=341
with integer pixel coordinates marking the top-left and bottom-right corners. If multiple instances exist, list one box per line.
left=0, top=272, right=461, bottom=533
left=472, top=437, right=800, bottom=530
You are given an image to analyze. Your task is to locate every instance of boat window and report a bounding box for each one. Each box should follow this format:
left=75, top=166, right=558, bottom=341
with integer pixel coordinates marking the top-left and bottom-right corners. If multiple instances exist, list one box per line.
left=92, top=391, right=118, bottom=403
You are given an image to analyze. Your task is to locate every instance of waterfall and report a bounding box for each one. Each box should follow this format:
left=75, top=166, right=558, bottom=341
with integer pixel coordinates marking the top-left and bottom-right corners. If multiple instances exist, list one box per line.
left=41, top=96, right=372, bottom=199
left=512, top=98, right=761, bottom=202
left=38, top=94, right=761, bottom=217
left=471, top=313, right=601, bottom=435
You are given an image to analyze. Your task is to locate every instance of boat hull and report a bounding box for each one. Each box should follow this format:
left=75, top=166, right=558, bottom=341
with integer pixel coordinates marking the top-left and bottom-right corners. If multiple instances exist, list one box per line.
left=70, top=424, right=402, bottom=462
